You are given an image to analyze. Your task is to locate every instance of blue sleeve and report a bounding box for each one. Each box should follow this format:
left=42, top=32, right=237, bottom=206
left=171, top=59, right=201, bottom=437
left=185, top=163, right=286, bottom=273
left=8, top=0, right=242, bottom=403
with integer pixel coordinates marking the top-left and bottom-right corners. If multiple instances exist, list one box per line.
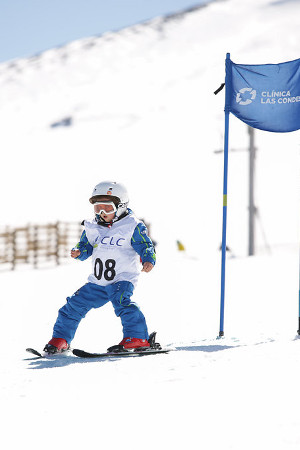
left=131, top=223, right=156, bottom=266
left=73, top=230, right=93, bottom=261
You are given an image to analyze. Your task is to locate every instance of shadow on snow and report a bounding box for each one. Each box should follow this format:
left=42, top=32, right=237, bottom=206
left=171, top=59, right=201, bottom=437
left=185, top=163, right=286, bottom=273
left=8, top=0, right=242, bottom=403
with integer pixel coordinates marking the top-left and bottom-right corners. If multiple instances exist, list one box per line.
left=24, top=355, right=113, bottom=369
left=174, top=344, right=238, bottom=352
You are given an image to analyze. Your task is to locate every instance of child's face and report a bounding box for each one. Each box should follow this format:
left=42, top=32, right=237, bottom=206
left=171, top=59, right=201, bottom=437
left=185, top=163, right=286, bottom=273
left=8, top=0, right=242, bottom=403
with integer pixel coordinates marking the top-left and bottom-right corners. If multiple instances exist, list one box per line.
left=94, top=201, right=116, bottom=222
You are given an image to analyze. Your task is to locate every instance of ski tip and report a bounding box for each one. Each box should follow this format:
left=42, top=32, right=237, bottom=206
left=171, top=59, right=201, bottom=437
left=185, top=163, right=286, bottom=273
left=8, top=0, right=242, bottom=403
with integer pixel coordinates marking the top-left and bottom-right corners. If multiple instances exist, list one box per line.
left=26, top=348, right=43, bottom=357
left=72, top=348, right=101, bottom=358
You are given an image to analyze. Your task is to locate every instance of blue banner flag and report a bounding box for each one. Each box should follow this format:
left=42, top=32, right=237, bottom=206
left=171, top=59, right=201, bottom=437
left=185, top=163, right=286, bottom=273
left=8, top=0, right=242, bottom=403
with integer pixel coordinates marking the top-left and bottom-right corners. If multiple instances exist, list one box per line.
left=226, top=56, right=300, bottom=132
left=218, top=54, right=300, bottom=338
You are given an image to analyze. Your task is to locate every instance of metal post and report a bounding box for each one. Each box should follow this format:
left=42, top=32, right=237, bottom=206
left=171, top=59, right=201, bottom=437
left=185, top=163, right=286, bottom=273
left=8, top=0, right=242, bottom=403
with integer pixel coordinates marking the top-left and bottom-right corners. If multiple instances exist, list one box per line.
left=298, top=246, right=300, bottom=335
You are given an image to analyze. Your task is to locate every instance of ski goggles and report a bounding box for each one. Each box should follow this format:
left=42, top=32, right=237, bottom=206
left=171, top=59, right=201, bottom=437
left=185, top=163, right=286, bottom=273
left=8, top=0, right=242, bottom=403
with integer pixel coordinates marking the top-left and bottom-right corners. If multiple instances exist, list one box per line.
left=93, top=201, right=117, bottom=215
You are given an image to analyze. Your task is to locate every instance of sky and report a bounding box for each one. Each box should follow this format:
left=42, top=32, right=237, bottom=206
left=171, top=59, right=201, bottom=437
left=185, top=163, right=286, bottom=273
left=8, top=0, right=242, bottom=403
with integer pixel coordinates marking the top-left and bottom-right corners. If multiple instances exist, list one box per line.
left=0, top=0, right=211, bottom=63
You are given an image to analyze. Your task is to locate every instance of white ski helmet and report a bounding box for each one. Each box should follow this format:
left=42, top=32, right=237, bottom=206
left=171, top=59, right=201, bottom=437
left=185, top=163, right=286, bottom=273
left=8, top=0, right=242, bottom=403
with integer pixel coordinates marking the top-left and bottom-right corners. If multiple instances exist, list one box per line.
left=89, top=181, right=129, bottom=219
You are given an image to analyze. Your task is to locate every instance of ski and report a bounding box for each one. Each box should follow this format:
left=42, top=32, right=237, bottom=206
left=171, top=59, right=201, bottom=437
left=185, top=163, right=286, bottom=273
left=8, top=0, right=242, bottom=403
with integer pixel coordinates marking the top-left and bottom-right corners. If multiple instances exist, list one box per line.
left=72, top=331, right=170, bottom=358
left=25, top=346, right=169, bottom=360
left=72, top=348, right=170, bottom=358
left=26, top=333, right=168, bottom=360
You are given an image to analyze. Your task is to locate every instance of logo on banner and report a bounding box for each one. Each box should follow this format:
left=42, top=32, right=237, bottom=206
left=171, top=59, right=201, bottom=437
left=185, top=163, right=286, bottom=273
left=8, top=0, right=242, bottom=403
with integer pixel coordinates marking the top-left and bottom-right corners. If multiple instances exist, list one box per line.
left=236, top=88, right=257, bottom=106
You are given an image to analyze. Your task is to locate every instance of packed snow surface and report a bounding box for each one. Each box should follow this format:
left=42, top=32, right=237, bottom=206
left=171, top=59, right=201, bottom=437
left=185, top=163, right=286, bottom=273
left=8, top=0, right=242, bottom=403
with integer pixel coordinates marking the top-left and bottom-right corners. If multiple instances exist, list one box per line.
left=1, top=0, right=300, bottom=449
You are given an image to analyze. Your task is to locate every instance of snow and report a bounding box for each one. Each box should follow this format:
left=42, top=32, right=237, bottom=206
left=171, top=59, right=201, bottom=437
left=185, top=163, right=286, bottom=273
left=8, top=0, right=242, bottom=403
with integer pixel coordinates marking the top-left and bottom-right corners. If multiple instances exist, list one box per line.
left=1, top=0, right=300, bottom=448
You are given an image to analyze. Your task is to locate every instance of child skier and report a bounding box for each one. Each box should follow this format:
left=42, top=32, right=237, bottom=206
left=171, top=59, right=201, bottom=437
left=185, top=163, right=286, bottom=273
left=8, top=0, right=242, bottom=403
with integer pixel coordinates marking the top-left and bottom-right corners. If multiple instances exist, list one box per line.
left=44, top=181, right=156, bottom=354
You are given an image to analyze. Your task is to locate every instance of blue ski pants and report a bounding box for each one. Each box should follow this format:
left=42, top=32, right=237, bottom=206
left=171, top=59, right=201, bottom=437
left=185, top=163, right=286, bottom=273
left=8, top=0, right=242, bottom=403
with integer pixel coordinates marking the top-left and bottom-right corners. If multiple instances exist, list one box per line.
left=52, top=281, right=149, bottom=344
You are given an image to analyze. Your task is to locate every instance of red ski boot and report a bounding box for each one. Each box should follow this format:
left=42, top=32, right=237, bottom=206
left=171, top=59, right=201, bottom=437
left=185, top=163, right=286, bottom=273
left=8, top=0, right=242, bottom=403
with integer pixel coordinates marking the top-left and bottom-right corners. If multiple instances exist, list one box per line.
left=107, top=337, right=150, bottom=353
left=119, top=337, right=150, bottom=350
left=44, top=338, right=69, bottom=354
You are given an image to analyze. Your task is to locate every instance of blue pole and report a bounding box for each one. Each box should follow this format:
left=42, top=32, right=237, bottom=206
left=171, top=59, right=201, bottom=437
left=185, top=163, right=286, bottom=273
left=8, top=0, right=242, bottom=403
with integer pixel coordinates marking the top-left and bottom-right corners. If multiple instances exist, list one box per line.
left=219, top=53, right=231, bottom=337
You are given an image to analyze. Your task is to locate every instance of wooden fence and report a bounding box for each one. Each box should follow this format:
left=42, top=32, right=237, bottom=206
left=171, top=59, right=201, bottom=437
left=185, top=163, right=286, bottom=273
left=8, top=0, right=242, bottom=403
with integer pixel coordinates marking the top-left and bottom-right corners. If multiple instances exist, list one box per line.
left=0, top=222, right=82, bottom=271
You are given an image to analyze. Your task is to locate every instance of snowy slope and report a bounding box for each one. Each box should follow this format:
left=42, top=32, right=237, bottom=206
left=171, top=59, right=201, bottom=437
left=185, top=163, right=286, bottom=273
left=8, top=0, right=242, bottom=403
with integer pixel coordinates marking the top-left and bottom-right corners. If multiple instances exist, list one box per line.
left=1, top=0, right=300, bottom=449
